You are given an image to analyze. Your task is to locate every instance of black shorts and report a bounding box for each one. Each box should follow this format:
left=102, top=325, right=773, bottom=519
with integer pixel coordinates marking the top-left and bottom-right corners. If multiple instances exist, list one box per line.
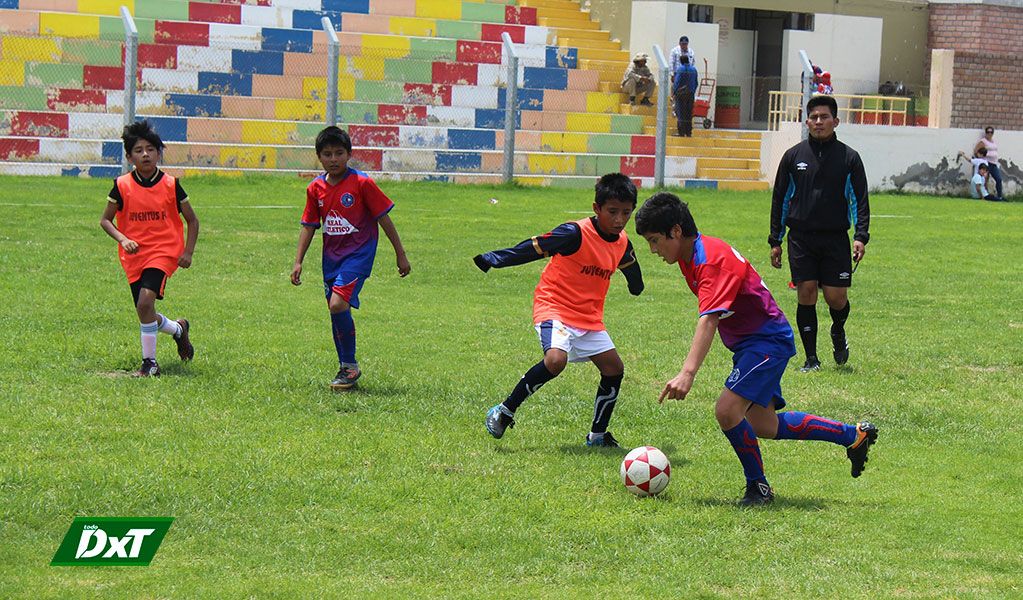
left=787, top=230, right=852, bottom=287
left=130, top=268, right=168, bottom=306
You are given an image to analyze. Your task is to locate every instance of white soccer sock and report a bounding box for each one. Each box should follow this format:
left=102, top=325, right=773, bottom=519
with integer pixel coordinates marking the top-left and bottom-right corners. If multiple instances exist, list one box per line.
left=140, top=321, right=158, bottom=359
left=157, top=314, right=182, bottom=337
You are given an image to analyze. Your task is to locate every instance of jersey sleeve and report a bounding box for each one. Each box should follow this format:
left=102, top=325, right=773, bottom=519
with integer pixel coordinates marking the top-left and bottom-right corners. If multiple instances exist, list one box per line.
left=108, top=179, right=123, bottom=211
left=300, top=184, right=321, bottom=228
left=361, top=177, right=395, bottom=220
left=695, top=264, right=742, bottom=316
left=475, top=222, right=581, bottom=269
left=175, top=179, right=188, bottom=212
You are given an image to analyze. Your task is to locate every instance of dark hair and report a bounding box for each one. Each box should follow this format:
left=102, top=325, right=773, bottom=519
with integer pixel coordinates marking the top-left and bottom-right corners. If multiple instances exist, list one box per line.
left=635, top=192, right=697, bottom=238
left=976, top=147, right=987, bottom=156
left=978, top=163, right=989, bottom=171
left=122, top=119, right=165, bottom=155
left=594, top=172, right=638, bottom=207
left=806, top=95, right=838, bottom=119
left=985, top=126, right=994, bottom=134
left=680, top=36, right=689, bottom=43
left=315, top=126, right=352, bottom=154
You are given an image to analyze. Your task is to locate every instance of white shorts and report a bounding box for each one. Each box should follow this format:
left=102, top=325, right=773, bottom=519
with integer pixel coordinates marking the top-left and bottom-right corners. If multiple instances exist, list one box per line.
left=534, top=319, right=615, bottom=363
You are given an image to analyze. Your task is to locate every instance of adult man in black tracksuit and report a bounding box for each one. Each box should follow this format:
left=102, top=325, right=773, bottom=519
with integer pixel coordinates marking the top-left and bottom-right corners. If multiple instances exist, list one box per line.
left=769, top=95, right=870, bottom=372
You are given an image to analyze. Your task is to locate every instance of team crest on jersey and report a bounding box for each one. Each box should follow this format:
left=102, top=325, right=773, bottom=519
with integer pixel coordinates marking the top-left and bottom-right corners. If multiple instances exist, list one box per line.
left=324, top=211, right=359, bottom=236
left=340, top=192, right=355, bottom=208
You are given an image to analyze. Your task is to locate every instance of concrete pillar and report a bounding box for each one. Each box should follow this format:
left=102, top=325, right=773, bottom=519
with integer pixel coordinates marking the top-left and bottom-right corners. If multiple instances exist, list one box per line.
left=928, top=48, right=954, bottom=129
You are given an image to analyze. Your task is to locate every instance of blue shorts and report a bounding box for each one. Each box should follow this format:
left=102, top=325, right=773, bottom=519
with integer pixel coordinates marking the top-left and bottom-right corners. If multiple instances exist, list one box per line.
left=323, top=272, right=367, bottom=309
left=725, top=349, right=790, bottom=410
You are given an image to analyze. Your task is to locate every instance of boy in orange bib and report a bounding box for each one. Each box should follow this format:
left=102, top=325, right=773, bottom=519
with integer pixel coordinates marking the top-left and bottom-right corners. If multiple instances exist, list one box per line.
left=100, top=121, right=199, bottom=376
left=474, top=173, right=644, bottom=447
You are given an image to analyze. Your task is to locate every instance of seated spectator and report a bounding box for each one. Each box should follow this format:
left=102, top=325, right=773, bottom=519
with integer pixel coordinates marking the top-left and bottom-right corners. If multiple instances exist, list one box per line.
left=971, top=163, right=999, bottom=201
left=622, top=53, right=655, bottom=106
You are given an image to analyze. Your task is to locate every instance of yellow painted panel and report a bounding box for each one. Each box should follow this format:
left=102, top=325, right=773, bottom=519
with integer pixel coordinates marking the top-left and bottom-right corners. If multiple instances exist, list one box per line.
left=346, top=56, right=385, bottom=80
left=274, top=99, right=323, bottom=121
left=415, top=0, right=460, bottom=20
left=528, top=154, right=575, bottom=174
left=360, top=34, right=410, bottom=59
left=303, top=76, right=327, bottom=100
left=567, top=113, right=610, bottom=133
left=585, top=92, right=620, bottom=114
left=540, top=132, right=562, bottom=152
left=39, top=13, right=101, bottom=38
left=242, top=121, right=295, bottom=145
left=3, top=36, right=61, bottom=63
left=78, top=0, right=133, bottom=17
left=220, top=146, right=277, bottom=169
left=561, top=133, right=588, bottom=153
left=0, top=61, right=25, bottom=86
left=390, top=17, right=436, bottom=37
left=516, top=176, right=546, bottom=187
left=338, top=77, right=356, bottom=101
left=184, top=169, right=243, bottom=178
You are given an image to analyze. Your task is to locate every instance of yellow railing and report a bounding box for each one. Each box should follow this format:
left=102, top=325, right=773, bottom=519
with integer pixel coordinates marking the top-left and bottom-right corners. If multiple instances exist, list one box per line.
left=768, top=91, right=911, bottom=130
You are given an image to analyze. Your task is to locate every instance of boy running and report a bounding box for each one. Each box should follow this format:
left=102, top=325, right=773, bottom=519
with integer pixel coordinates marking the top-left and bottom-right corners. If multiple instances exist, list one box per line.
left=635, top=192, right=877, bottom=505
left=474, top=173, right=644, bottom=447
left=291, top=126, right=411, bottom=390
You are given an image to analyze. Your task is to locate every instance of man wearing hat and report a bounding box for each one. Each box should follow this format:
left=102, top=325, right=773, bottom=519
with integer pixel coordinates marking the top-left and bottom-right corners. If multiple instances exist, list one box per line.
left=669, top=36, right=696, bottom=87
left=622, top=52, right=655, bottom=106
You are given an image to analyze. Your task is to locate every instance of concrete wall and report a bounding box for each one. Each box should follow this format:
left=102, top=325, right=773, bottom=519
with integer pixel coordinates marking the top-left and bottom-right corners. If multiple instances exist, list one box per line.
left=714, top=12, right=756, bottom=126
left=761, top=125, right=1022, bottom=196
left=782, top=14, right=883, bottom=95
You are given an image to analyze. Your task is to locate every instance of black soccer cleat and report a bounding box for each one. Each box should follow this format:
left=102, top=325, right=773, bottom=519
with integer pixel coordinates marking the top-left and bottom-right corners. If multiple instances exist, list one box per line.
left=174, top=319, right=194, bottom=361
left=330, top=366, right=361, bottom=391
left=135, top=358, right=160, bottom=377
left=832, top=331, right=849, bottom=366
left=846, top=422, right=878, bottom=478
left=740, top=480, right=775, bottom=507
left=485, top=404, right=515, bottom=439
left=799, top=357, right=821, bottom=373
left=585, top=431, right=621, bottom=448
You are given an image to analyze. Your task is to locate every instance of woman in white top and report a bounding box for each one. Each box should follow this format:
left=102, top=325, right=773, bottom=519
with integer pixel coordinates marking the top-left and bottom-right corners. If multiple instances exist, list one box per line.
left=973, top=126, right=1003, bottom=200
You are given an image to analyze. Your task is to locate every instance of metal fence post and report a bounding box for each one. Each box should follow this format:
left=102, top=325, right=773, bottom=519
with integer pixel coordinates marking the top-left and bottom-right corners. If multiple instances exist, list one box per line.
left=501, top=32, right=519, bottom=184
left=120, top=6, right=137, bottom=173
left=653, top=45, right=668, bottom=189
left=323, top=17, right=340, bottom=127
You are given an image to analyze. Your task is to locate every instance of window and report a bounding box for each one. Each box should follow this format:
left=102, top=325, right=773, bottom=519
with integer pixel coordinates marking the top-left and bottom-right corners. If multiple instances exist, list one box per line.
left=732, top=9, right=814, bottom=32
left=734, top=8, right=756, bottom=31
left=786, top=12, right=814, bottom=31
left=688, top=5, right=713, bottom=24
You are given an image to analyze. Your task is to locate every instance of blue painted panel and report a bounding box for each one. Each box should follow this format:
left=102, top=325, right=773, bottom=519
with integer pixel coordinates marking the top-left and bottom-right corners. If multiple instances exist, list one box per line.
left=101, top=141, right=122, bottom=161
left=546, top=46, right=578, bottom=69
left=497, top=87, right=543, bottom=110
left=231, top=50, right=284, bottom=75
left=448, top=129, right=496, bottom=150
left=293, top=10, right=341, bottom=31
left=0, top=0, right=19, bottom=9
left=165, top=94, right=223, bottom=118
left=142, top=116, right=187, bottom=142
left=685, top=179, right=718, bottom=190
left=261, top=28, right=313, bottom=53
left=436, top=151, right=482, bottom=172
left=88, top=165, right=122, bottom=178
left=198, top=72, right=253, bottom=97
left=474, top=108, right=519, bottom=130
left=321, top=0, right=369, bottom=14
left=523, top=67, right=567, bottom=91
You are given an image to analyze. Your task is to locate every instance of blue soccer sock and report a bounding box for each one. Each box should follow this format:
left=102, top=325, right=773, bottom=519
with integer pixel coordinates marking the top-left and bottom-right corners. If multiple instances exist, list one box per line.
left=330, top=310, right=356, bottom=366
left=722, top=420, right=767, bottom=483
left=503, top=360, right=557, bottom=413
left=590, top=374, right=622, bottom=434
left=775, top=411, right=857, bottom=446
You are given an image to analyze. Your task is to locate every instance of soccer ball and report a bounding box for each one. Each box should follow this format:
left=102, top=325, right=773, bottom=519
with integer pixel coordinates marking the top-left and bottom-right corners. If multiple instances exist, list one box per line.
left=620, top=446, right=671, bottom=497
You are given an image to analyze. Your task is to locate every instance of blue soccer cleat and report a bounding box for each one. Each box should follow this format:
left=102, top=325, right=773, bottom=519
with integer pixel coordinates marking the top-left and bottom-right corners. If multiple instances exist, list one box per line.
left=585, top=431, right=620, bottom=448
left=485, top=404, right=515, bottom=439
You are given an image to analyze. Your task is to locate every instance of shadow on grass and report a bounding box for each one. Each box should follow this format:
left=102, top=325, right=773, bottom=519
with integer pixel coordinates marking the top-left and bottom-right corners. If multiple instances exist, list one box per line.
left=557, top=443, right=682, bottom=460
left=691, top=494, right=830, bottom=510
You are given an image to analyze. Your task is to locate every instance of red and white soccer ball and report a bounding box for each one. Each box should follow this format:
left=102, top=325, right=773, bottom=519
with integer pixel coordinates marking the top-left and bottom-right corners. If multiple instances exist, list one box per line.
left=621, top=446, right=671, bottom=497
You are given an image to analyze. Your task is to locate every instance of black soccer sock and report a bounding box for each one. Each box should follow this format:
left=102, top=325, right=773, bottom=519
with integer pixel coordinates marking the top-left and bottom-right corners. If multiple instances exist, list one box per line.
left=796, top=303, right=818, bottom=359
left=503, top=360, right=557, bottom=413
left=590, top=374, right=623, bottom=434
left=830, top=301, right=850, bottom=337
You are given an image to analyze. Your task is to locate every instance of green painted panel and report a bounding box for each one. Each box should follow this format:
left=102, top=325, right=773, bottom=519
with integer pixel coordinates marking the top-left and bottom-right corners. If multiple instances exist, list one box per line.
left=574, top=154, right=597, bottom=176
left=437, top=20, right=481, bottom=42
left=339, top=102, right=379, bottom=125
left=25, top=63, right=84, bottom=88
left=385, top=59, right=433, bottom=84
left=354, top=80, right=403, bottom=103
left=0, top=86, right=48, bottom=110
left=136, top=19, right=156, bottom=44
left=295, top=122, right=323, bottom=144
left=62, top=39, right=122, bottom=66
left=461, top=2, right=505, bottom=23
left=549, top=177, right=595, bottom=189
left=609, top=114, right=643, bottom=134
left=596, top=154, right=620, bottom=174
left=136, top=0, right=189, bottom=21
left=587, top=133, right=630, bottom=154
left=277, top=147, right=318, bottom=170
left=409, top=38, right=456, bottom=61
left=98, top=16, right=123, bottom=42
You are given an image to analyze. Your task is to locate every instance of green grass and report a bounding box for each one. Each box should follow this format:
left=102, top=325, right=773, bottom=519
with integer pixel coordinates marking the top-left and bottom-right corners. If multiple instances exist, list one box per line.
left=1, top=175, right=1022, bottom=598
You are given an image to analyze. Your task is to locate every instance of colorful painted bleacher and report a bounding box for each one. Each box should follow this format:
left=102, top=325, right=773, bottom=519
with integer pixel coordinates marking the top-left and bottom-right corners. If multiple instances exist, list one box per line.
left=0, top=0, right=768, bottom=189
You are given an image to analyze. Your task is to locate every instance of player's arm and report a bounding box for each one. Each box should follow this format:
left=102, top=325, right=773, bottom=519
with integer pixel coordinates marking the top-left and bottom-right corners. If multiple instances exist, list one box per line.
left=290, top=225, right=316, bottom=286
left=768, top=150, right=792, bottom=268
left=658, top=312, right=720, bottom=403
left=618, top=240, right=644, bottom=296
left=379, top=213, right=411, bottom=278
left=99, top=189, right=138, bottom=254
left=849, top=153, right=870, bottom=261
left=178, top=200, right=199, bottom=268
left=474, top=223, right=580, bottom=272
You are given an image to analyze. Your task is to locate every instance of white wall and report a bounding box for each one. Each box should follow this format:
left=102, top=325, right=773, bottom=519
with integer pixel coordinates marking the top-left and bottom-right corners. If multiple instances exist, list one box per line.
left=714, top=8, right=754, bottom=126
left=782, top=14, right=883, bottom=96
left=628, top=1, right=687, bottom=79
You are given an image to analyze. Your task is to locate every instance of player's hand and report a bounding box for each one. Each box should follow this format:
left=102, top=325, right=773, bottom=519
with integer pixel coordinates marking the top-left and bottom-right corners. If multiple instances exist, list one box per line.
left=658, top=371, right=694, bottom=404
left=178, top=251, right=193, bottom=268
left=852, top=240, right=866, bottom=263
left=121, top=239, right=139, bottom=254
left=290, top=263, right=303, bottom=286
left=396, top=254, right=411, bottom=278
left=770, top=245, right=782, bottom=269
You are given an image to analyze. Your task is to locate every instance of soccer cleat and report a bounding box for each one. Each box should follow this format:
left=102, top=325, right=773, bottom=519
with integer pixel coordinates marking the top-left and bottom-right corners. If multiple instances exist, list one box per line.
left=174, top=319, right=194, bottom=361
left=846, top=422, right=878, bottom=478
left=135, top=358, right=160, bottom=377
left=485, top=404, right=515, bottom=439
left=739, top=480, right=775, bottom=506
left=330, top=366, right=361, bottom=391
left=799, top=357, right=821, bottom=372
left=832, top=331, right=849, bottom=366
left=585, top=431, right=621, bottom=448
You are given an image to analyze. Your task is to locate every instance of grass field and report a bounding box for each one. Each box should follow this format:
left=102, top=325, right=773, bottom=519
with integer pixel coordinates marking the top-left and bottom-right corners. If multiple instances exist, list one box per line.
left=1, top=175, right=1022, bottom=598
